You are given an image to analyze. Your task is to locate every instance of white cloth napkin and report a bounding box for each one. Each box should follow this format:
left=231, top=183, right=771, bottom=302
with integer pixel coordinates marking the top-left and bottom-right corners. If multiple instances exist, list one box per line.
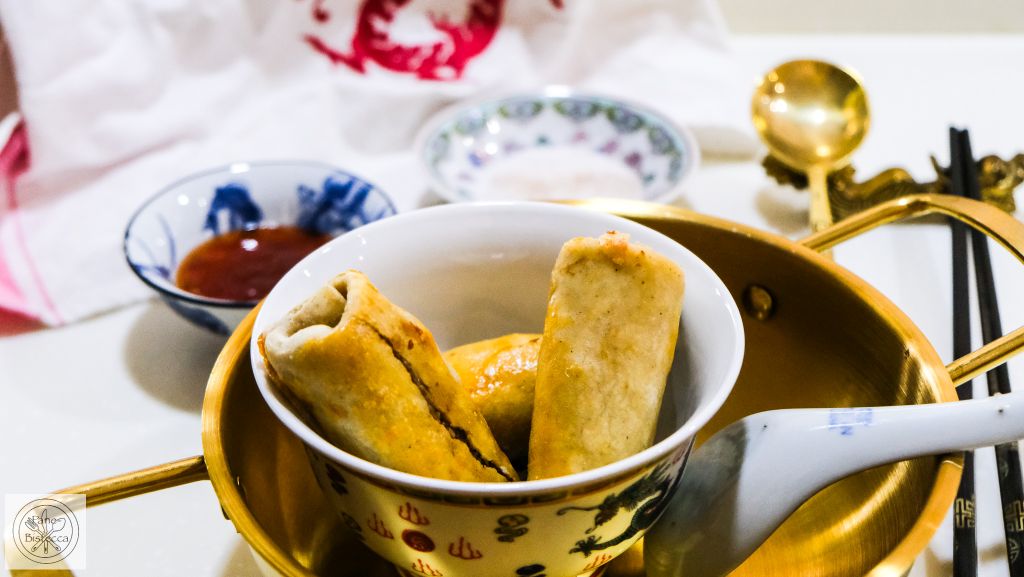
left=0, top=0, right=756, bottom=326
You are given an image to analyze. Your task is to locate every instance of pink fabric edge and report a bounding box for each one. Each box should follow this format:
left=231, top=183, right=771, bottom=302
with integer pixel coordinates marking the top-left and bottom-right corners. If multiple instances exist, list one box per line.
left=0, top=121, right=63, bottom=324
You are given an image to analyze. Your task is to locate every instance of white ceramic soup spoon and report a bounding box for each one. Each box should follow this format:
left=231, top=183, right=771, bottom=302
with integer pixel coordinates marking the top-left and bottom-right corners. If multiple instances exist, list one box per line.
left=645, top=390, right=1024, bottom=577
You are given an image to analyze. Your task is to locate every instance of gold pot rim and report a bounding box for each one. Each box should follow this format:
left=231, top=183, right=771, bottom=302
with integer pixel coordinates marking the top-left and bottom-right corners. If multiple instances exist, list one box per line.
left=201, top=198, right=963, bottom=577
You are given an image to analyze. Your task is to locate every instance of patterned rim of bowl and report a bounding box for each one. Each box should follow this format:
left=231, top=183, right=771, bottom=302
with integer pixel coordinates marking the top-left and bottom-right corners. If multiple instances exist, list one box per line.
left=417, top=88, right=701, bottom=204
left=123, top=160, right=396, bottom=309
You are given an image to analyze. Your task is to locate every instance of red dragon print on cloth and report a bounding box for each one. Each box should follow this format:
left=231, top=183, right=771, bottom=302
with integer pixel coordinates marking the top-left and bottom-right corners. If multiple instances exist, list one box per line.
left=300, top=0, right=562, bottom=81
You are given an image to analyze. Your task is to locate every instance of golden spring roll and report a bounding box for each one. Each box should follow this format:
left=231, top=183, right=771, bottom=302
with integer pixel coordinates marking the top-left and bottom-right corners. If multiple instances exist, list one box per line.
left=445, top=334, right=541, bottom=463
left=528, top=232, right=685, bottom=480
left=261, top=270, right=516, bottom=482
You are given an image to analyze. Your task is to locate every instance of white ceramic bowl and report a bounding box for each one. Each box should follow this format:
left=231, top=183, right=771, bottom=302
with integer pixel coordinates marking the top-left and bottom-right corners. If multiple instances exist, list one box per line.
left=418, top=90, right=700, bottom=204
left=249, top=202, right=743, bottom=577
left=124, top=161, right=396, bottom=335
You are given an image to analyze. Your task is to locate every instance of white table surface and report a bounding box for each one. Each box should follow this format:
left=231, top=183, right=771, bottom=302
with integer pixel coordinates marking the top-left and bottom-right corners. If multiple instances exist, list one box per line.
left=3, top=34, right=1024, bottom=577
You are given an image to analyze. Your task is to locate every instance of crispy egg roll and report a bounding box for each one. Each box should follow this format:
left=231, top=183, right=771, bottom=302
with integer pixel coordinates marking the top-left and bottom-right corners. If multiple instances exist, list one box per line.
left=528, top=232, right=684, bottom=480
left=261, top=270, right=516, bottom=482
left=445, top=334, right=541, bottom=463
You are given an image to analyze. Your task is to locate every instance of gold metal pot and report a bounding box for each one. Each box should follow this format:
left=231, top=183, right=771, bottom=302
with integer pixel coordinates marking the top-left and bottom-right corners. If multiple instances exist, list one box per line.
left=53, top=194, right=1024, bottom=577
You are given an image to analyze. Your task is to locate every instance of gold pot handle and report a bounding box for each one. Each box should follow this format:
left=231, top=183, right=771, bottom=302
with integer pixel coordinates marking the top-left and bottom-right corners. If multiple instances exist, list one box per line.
left=52, top=455, right=208, bottom=507
left=799, top=193, right=1024, bottom=386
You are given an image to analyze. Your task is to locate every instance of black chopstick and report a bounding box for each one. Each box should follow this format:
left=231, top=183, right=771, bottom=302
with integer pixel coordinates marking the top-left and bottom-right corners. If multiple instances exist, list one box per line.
left=949, top=127, right=977, bottom=577
left=957, top=128, right=1024, bottom=577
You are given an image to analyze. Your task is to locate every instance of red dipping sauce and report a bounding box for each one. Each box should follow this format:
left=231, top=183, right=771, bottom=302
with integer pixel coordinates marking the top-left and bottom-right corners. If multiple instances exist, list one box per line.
left=176, top=226, right=331, bottom=301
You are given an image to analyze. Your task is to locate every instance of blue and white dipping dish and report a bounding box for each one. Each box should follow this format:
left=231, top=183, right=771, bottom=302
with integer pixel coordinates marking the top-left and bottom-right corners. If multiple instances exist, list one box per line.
left=124, top=161, right=396, bottom=335
left=418, top=89, right=699, bottom=204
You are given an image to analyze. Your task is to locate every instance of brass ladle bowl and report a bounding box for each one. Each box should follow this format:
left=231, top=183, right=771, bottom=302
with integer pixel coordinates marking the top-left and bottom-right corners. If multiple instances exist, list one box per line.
left=752, top=60, right=871, bottom=232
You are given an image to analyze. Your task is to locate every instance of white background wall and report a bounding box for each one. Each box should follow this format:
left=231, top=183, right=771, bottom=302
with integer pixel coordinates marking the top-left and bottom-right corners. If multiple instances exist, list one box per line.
left=719, top=0, right=1024, bottom=33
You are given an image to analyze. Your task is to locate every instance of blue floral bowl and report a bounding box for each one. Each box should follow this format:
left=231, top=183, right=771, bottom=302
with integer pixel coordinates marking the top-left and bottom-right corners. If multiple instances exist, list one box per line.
left=418, top=90, right=699, bottom=204
left=124, top=161, right=397, bottom=335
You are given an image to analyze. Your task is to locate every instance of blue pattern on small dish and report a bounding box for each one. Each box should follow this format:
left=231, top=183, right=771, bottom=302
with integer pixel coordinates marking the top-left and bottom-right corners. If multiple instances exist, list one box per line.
left=454, top=111, right=487, bottom=137
left=553, top=99, right=602, bottom=122
left=498, top=100, right=544, bottom=122
left=204, top=183, right=264, bottom=235
left=419, top=91, right=699, bottom=204
left=606, top=106, right=644, bottom=134
left=124, top=161, right=396, bottom=335
left=296, top=174, right=395, bottom=234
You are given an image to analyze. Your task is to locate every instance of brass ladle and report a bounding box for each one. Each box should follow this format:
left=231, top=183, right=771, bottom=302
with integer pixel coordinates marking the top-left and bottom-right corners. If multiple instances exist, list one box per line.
left=752, top=60, right=870, bottom=232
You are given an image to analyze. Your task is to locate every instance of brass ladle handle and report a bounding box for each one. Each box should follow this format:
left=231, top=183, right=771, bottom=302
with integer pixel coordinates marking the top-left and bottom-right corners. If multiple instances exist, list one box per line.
left=806, top=166, right=835, bottom=233
left=799, top=193, right=1024, bottom=385
left=52, top=455, right=208, bottom=507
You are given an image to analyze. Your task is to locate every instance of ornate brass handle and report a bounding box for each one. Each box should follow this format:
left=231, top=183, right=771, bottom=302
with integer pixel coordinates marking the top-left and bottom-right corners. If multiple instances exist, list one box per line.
left=763, top=152, right=1024, bottom=219
left=800, top=193, right=1024, bottom=386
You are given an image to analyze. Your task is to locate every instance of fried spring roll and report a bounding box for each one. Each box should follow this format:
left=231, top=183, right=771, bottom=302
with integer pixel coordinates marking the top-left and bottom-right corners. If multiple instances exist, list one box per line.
left=261, top=270, right=516, bottom=482
left=528, top=232, right=685, bottom=480
left=445, top=334, right=541, bottom=463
